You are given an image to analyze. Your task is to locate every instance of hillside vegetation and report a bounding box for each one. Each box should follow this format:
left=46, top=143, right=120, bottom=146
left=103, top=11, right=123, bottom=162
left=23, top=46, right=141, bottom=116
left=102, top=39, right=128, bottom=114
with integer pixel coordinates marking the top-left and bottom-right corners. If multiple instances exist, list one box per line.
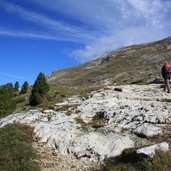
left=0, top=124, right=39, bottom=171
left=47, top=37, right=171, bottom=86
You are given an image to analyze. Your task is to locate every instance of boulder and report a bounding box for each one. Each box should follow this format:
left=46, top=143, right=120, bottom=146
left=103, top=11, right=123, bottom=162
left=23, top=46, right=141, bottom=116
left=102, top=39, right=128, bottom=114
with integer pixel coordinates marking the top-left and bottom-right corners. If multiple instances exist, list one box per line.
left=70, top=132, right=134, bottom=161
left=134, top=123, right=163, bottom=138
left=136, top=142, right=169, bottom=158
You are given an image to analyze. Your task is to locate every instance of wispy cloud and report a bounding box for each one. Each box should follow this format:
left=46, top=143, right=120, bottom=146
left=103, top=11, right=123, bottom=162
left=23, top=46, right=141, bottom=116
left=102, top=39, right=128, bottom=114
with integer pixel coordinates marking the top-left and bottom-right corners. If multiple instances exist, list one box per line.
left=71, top=27, right=160, bottom=62
left=120, top=0, right=171, bottom=28
left=0, top=72, right=24, bottom=79
left=31, top=0, right=121, bottom=30
left=1, top=1, right=98, bottom=44
left=1, top=0, right=171, bottom=62
left=0, top=27, right=87, bottom=42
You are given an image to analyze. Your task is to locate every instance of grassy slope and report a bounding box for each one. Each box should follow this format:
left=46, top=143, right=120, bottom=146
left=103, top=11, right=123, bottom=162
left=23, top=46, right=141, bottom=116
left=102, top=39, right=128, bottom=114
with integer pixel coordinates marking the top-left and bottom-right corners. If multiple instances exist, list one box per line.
left=47, top=37, right=171, bottom=86
left=13, top=84, right=102, bottom=113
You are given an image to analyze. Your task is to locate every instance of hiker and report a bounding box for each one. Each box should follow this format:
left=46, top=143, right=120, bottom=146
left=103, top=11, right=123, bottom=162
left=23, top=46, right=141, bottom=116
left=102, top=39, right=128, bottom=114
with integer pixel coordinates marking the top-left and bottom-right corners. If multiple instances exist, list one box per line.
left=162, top=62, right=171, bottom=93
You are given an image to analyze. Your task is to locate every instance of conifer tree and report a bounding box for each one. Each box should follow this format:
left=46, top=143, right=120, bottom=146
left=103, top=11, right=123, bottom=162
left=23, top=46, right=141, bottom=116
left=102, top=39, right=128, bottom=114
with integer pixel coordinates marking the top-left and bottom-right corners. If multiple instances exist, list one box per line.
left=29, top=72, right=49, bottom=106
left=14, top=81, right=19, bottom=91
left=20, top=81, right=29, bottom=94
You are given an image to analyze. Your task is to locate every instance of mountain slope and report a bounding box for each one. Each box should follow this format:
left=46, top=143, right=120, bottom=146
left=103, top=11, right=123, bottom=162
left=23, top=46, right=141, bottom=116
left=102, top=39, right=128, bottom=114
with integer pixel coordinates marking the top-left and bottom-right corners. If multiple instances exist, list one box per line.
left=1, top=84, right=171, bottom=170
left=47, top=37, right=171, bottom=86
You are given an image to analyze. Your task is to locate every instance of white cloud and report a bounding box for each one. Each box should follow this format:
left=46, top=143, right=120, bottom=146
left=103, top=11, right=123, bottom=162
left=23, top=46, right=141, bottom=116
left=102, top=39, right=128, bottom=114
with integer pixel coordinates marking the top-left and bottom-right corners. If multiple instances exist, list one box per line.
left=72, top=25, right=166, bottom=62
left=125, top=0, right=170, bottom=28
left=71, top=0, right=171, bottom=62
left=72, top=35, right=122, bottom=62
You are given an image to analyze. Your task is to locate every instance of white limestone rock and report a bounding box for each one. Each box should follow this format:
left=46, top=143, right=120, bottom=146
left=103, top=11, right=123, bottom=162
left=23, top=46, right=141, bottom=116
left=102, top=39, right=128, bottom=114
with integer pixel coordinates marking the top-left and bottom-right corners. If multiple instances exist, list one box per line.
left=134, top=123, right=163, bottom=138
left=1, top=84, right=171, bottom=163
left=0, top=110, right=81, bottom=154
left=43, top=109, right=54, bottom=114
left=136, top=142, right=169, bottom=158
left=0, top=110, right=134, bottom=161
left=70, top=132, right=134, bottom=161
left=64, top=95, right=82, bottom=103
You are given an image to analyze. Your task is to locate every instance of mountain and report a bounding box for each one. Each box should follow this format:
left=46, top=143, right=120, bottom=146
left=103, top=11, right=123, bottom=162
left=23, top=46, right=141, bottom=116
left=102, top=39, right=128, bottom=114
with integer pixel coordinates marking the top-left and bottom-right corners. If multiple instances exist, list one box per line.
left=47, top=36, right=171, bottom=86
left=1, top=37, right=171, bottom=171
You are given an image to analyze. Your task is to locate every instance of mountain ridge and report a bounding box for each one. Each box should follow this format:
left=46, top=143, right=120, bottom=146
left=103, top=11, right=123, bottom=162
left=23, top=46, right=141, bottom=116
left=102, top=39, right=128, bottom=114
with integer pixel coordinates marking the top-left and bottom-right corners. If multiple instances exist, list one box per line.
left=47, top=36, right=171, bottom=86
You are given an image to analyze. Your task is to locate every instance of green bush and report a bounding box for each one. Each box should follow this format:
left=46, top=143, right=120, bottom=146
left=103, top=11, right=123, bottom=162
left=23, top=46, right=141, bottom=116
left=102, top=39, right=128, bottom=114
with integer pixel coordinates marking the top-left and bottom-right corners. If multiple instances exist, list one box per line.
left=0, top=98, right=16, bottom=118
left=0, top=123, right=40, bottom=171
left=15, top=96, right=26, bottom=104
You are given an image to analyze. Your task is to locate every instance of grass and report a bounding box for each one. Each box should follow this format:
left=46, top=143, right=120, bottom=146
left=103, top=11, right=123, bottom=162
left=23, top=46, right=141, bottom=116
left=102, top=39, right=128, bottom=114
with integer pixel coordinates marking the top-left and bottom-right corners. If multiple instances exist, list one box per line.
left=14, top=93, right=30, bottom=113
left=40, top=84, right=101, bottom=110
left=89, top=112, right=106, bottom=128
left=75, top=116, right=85, bottom=125
left=99, top=148, right=171, bottom=171
left=65, top=110, right=73, bottom=116
left=0, top=123, right=40, bottom=171
left=10, top=83, right=101, bottom=118
left=74, top=113, right=106, bottom=130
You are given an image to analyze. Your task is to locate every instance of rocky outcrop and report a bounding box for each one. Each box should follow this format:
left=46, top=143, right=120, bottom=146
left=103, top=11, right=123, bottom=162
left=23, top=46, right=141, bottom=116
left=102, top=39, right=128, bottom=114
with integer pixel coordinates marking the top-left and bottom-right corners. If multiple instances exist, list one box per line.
left=0, top=84, right=171, bottom=170
left=76, top=84, right=171, bottom=136
left=0, top=109, right=134, bottom=162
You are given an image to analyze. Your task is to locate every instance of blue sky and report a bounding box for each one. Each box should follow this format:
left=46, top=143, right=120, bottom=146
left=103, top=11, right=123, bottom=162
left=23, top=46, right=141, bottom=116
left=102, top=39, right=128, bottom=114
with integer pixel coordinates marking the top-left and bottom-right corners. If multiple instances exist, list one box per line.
left=0, top=0, right=171, bottom=86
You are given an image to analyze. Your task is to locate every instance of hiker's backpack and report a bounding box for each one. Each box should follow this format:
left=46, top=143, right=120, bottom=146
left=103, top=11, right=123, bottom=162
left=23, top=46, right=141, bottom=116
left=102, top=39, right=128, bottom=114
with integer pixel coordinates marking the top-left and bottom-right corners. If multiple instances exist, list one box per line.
left=164, top=63, right=171, bottom=73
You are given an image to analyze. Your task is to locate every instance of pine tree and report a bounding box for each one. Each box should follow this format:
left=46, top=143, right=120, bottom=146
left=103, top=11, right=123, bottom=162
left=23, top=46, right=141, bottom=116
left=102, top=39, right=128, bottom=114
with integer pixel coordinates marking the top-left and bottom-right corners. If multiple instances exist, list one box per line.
left=20, top=81, right=29, bottom=94
left=14, top=81, right=19, bottom=91
left=29, top=72, right=49, bottom=106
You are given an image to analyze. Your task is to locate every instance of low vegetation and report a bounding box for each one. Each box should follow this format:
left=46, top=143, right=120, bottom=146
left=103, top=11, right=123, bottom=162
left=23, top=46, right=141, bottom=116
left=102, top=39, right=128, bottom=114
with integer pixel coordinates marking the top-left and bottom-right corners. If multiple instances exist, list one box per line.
left=100, top=149, right=171, bottom=171
left=42, top=84, right=101, bottom=109
left=0, top=123, right=40, bottom=171
left=90, top=112, right=106, bottom=128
